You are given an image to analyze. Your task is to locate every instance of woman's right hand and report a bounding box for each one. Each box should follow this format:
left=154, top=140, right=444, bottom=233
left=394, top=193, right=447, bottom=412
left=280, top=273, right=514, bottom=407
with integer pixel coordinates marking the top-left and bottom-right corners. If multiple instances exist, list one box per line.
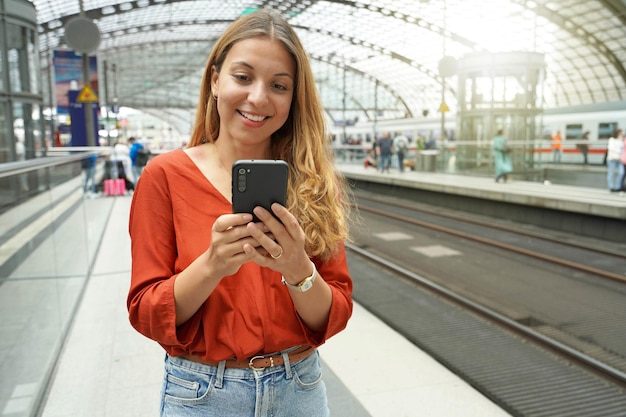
left=204, top=213, right=263, bottom=278
left=173, top=212, right=262, bottom=325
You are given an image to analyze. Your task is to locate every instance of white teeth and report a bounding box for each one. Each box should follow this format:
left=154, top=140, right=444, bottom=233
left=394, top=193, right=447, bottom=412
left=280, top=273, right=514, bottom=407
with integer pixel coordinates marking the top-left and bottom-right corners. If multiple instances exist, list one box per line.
left=240, top=111, right=266, bottom=122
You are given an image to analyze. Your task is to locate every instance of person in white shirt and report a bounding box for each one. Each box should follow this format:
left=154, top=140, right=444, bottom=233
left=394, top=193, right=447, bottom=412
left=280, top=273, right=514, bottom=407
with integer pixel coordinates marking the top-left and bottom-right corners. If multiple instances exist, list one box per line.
left=393, top=132, right=409, bottom=172
left=16, top=138, right=28, bottom=191
left=110, top=139, right=132, bottom=182
left=606, top=128, right=624, bottom=192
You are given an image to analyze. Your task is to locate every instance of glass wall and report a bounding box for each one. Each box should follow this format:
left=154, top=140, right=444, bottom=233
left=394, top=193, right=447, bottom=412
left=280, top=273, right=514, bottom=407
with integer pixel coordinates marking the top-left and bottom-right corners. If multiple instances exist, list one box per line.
left=0, top=100, right=8, bottom=161
left=0, top=2, right=72, bottom=416
left=0, top=0, right=43, bottom=164
left=0, top=12, right=4, bottom=92
left=6, top=21, right=38, bottom=94
left=456, top=52, right=546, bottom=173
left=13, top=100, right=42, bottom=158
left=0, top=155, right=113, bottom=417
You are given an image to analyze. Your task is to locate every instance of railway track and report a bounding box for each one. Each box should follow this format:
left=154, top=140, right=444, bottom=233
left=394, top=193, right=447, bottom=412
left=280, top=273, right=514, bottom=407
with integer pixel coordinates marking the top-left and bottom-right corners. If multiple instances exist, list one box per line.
left=355, top=192, right=626, bottom=282
left=346, top=244, right=626, bottom=417
left=347, top=191, right=626, bottom=415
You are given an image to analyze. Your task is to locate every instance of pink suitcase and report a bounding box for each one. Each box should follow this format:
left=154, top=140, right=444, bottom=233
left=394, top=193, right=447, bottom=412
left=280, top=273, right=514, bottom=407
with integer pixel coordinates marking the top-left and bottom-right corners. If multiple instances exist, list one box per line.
left=104, top=179, right=115, bottom=196
left=115, top=178, right=126, bottom=195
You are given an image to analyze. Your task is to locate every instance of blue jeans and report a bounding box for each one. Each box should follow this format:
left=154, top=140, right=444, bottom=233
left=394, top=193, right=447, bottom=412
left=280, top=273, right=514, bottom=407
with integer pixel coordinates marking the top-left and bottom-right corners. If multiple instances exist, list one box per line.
left=83, top=166, right=96, bottom=193
left=161, top=349, right=328, bottom=417
left=132, top=165, right=143, bottom=184
left=397, top=151, right=405, bottom=172
left=380, top=154, right=392, bottom=171
left=606, top=159, right=624, bottom=190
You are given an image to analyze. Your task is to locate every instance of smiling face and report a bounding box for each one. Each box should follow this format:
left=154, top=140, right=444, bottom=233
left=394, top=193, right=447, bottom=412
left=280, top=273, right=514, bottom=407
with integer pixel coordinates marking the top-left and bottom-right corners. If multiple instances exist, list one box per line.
left=211, top=37, right=295, bottom=153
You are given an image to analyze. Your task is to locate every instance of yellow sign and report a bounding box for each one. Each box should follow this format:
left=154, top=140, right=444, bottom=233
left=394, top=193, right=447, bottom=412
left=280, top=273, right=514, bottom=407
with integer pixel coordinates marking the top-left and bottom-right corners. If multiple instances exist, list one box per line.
left=77, top=86, right=99, bottom=103
left=438, top=101, right=449, bottom=113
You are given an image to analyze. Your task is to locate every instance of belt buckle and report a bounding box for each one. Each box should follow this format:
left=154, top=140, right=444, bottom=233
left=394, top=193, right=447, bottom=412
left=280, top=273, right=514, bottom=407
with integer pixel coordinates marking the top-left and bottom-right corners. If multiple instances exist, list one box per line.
left=249, top=355, right=273, bottom=371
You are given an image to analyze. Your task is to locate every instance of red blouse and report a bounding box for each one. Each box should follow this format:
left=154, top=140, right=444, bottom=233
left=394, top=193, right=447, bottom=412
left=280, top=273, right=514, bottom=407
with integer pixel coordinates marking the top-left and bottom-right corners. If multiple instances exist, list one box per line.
left=127, top=149, right=353, bottom=362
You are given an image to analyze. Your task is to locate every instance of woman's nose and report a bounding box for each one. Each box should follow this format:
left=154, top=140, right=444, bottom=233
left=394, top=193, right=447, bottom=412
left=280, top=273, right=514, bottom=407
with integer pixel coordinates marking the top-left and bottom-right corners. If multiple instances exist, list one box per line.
left=248, top=82, right=269, bottom=106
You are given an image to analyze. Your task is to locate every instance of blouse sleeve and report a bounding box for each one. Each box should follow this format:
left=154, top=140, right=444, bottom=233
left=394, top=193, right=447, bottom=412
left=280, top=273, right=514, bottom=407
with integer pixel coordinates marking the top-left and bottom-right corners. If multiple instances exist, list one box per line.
left=126, top=157, right=200, bottom=349
left=299, top=243, right=353, bottom=346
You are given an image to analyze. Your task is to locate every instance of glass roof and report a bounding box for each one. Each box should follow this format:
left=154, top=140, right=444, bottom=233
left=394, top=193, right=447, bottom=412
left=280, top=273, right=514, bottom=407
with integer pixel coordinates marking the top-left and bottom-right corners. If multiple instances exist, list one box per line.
left=31, top=0, right=626, bottom=136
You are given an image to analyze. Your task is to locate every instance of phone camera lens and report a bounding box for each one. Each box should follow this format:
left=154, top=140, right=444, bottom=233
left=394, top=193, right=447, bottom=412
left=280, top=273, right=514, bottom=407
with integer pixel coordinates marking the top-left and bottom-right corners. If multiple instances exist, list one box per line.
left=238, top=168, right=246, bottom=174
left=238, top=173, right=246, bottom=192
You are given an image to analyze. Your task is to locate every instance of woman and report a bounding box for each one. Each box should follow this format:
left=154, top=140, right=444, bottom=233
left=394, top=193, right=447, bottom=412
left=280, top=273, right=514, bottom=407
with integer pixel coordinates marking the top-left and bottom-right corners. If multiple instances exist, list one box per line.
left=492, top=129, right=513, bottom=183
left=551, top=129, right=562, bottom=163
left=606, top=128, right=624, bottom=192
left=127, top=10, right=353, bottom=417
left=577, top=131, right=590, bottom=164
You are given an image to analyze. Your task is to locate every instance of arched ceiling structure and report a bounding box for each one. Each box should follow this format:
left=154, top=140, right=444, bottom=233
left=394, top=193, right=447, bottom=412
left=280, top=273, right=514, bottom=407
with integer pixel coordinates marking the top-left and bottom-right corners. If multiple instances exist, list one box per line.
left=31, top=0, right=626, bottom=136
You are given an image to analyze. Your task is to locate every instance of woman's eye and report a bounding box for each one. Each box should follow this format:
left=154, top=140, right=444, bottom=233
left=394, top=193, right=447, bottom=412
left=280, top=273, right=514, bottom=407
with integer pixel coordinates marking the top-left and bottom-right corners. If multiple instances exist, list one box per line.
left=233, top=74, right=250, bottom=82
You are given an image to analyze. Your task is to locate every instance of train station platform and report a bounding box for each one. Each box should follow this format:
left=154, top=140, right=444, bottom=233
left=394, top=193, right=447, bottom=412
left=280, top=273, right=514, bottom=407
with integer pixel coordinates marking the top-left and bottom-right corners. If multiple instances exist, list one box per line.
left=8, top=157, right=624, bottom=416
left=5, top=190, right=511, bottom=417
left=338, top=163, right=626, bottom=243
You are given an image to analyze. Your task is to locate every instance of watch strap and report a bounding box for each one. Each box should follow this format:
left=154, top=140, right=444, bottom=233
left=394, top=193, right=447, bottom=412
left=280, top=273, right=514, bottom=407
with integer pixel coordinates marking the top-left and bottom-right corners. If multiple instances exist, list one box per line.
left=281, top=261, right=317, bottom=292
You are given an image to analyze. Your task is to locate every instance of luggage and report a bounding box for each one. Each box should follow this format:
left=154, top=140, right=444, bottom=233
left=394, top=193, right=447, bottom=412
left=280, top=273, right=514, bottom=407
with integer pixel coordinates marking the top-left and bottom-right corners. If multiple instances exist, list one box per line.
left=104, top=179, right=126, bottom=196
left=115, top=178, right=126, bottom=195
left=104, top=179, right=114, bottom=196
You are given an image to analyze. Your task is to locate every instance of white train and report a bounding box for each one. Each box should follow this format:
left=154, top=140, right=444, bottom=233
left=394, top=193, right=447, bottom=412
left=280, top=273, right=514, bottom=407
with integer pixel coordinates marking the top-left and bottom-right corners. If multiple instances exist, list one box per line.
left=329, top=104, right=626, bottom=165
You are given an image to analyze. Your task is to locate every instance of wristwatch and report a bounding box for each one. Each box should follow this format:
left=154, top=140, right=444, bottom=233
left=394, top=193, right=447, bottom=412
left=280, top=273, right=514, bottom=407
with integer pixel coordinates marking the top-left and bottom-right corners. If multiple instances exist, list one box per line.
left=281, top=261, right=317, bottom=292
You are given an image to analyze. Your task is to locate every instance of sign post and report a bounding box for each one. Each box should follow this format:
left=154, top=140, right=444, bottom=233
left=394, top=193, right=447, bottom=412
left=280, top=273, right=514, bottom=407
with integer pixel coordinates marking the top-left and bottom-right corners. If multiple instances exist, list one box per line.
left=64, top=13, right=101, bottom=146
left=68, top=88, right=99, bottom=146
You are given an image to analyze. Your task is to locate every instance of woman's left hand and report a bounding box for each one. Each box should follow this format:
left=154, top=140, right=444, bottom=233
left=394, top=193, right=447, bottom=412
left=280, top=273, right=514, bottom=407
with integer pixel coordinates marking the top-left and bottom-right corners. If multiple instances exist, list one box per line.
left=247, top=205, right=333, bottom=333
left=243, top=203, right=312, bottom=282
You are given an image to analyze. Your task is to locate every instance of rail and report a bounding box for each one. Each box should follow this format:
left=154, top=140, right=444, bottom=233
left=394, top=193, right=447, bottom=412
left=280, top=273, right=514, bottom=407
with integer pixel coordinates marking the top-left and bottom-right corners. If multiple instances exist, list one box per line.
left=346, top=244, right=626, bottom=416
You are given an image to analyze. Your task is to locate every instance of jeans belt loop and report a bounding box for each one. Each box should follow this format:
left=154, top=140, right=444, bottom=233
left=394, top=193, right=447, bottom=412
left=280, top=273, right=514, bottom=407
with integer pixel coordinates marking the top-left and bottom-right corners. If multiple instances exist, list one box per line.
left=282, top=350, right=294, bottom=379
left=215, top=360, right=226, bottom=388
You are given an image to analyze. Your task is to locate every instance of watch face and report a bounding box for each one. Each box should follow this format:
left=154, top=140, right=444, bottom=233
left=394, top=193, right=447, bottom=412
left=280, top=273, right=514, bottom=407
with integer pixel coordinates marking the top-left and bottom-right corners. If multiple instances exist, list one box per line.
left=299, top=279, right=313, bottom=292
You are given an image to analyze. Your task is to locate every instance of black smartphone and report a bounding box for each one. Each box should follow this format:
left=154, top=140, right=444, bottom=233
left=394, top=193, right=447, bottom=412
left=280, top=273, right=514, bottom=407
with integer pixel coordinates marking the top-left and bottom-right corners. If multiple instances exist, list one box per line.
left=232, top=159, right=288, bottom=222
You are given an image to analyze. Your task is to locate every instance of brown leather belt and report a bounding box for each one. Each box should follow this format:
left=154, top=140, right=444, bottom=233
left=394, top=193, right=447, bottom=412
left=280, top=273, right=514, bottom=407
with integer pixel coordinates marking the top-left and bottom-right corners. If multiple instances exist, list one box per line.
left=180, top=345, right=315, bottom=371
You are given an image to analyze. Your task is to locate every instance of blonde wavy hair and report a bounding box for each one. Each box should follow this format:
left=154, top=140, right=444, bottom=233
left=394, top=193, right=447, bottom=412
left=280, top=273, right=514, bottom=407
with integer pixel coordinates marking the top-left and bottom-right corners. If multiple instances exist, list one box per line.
left=188, top=9, right=351, bottom=261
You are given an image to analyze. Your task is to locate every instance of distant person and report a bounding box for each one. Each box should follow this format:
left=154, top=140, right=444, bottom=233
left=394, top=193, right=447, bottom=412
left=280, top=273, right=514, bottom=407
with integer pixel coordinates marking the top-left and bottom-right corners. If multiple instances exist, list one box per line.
left=82, top=153, right=98, bottom=197
left=378, top=131, right=393, bottom=173
left=577, top=131, right=590, bottom=164
left=364, top=147, right=378, bottom=169
left=393, top=132, right=409, bottom=172
left=416, top=135, right=425, bottom=150
left=16, top=138, right=28, bottom=191
left=54, top=130, right=62, bottom=147
left=492, top=129, right=513, bottom=183
left=371, top=137, right=380, bottom=166
left=425, top=132, right=436, bottom=150
left=126, top=9, right=353, bottom=417
left=110, top=139, right=132, bottom=183
left=330, top=134, right=342, bottom=160
left=606, top=128, right=624, bottom=192
left=128, top=136, right=148, bottom=184
left=551, top=130, right=562, bottom=163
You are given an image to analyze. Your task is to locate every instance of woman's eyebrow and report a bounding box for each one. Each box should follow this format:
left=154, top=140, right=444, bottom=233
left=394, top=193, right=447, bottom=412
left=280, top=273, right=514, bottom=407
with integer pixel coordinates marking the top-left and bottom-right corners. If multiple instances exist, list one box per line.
left=231, top=60, right=253, bottom=69
left=231, top=61, right=293, bottom=78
